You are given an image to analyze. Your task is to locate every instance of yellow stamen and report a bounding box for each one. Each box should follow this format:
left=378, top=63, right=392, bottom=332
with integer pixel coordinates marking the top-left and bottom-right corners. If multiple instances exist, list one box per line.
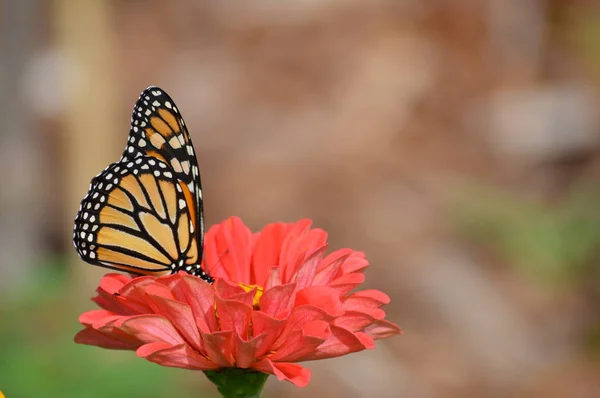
left=239, top=283, right=264, bottom=308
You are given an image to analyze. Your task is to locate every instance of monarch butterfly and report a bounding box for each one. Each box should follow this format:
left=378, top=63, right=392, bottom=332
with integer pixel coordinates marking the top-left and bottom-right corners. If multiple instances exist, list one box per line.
left=73, top=86, right=213, bottom=283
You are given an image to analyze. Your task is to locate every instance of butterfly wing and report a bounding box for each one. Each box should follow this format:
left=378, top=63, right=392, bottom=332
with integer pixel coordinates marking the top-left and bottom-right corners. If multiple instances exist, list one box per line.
left=73, top=156, right=211, bottom=280
left=121, top=87, right=205, bottom=260
left=73, top=86, right=212, bottom=281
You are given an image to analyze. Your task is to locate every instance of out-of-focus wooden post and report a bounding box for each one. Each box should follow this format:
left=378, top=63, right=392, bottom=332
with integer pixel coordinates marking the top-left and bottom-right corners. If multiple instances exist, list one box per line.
left=0, top=0, right=39, bottom=289
left=54, top=0, right=119, bottom=292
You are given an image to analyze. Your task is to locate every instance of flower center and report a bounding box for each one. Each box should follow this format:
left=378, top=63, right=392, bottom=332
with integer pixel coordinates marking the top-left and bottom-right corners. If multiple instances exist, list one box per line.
left=239, top=283, right=264, bottom=308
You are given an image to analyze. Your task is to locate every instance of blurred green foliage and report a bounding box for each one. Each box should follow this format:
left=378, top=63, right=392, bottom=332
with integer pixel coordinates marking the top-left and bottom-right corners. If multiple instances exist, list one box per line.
left=452, top=183, right=600, bottom=289
left=0, top=265, right=215, bottom=398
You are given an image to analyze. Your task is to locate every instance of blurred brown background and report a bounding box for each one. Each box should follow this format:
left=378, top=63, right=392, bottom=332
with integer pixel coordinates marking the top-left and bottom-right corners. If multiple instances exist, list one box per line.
left=2, top=1, right=600, bottom=397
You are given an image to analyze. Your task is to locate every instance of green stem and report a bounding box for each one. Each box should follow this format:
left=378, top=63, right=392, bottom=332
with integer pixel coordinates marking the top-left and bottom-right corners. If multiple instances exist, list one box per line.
left=204, top=369, right=269, bottom=398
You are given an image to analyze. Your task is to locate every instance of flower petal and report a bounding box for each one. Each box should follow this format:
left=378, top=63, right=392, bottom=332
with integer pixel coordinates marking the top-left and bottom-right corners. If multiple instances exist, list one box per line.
left=138, top=342, right=220, bottom=370
left=280, top=220, right=328, bottom=282
left=363, top=319, right=403, bottom=339
left=264, top=266, right=282, bottom=290
left=338, top=251, right=369, bottom=274
left=291, top=246, right=327, bottom=291
left=214, top=278, right=248, bottom=299
left=251, top=311, right=286, bottom=358
left=215, top=279, right=256, bottom=308
left=235, top=334, right=264, bottom=368
left=313, top=249, right=352, bottom=286
left=119, top=315, right=185, bottom=346
left=170, top=273, right=218, bottom=331
left=309, top=325, right=373, bottom=360
left=98, top=273, right=131, bottom=294
left=144, top=294, right=203, bottom=352
left=253, top=359, right=311, bottom=387
left=200, top=330, right=235, bottom=367
left=295, top=286, right=343, bottom=317
left=271, top=305, right=330, bottom=351
left=342, top=289, right=390, bottom=310
left=259, top=283, right=297, bottom=319
left=215, top=296, right=253, bottom=340
left=74, top=327, right=137, bottom=350
left=332, top=309, right=386, bottom=332
left=78, top=309, right=118, bottom=327
left=269, top=320, right=330, bottom=362
left=211, top=216, right=253, bottom=283
left=251, top=222, right=288, bottom=285
left=328, top=273, right=366, bottom=296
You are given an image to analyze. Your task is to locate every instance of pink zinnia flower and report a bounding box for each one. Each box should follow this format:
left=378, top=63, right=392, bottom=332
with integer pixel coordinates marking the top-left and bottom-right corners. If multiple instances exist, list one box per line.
left=75, top=217, right=401, bottom=387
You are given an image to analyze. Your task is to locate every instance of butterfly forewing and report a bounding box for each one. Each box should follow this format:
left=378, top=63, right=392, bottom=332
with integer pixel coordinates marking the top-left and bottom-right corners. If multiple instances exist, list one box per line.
left=73, top=86, right=211, bottom=282
left=122, top=87, right=204, bottom=251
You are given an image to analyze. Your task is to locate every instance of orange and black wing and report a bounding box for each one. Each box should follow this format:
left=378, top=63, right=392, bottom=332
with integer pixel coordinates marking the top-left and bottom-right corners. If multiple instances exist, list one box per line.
left=120, top=86, right=205, bottom=260
left=73, top=156, right=212, bottom=281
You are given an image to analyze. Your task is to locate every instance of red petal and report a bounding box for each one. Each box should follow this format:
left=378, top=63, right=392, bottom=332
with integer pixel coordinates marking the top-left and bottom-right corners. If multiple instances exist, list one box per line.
left=144, top=295, right=203, bottom=352
left=74, top=328, right=137, bottom=350
left=363, top=320, right=403, bottom=339
left=94, top=318, right=149, bottom=347
left=200, top=330, right=235, bottom=367
left=97, top=273, right=131, bottom=294
left=253, top=359, right=311, bottom=387
left=338, top=251, right=369, bottom=275
left=279, top=220, right=313, bottom=279
left=259, top=283, right=297, bottom=319
left=354, top=331, right=375, bottom=349
left=269, top=320, right=330, bottom=362
left=115, top=279, right=172, bottom=314
left=111, top=292, right=153, bottom=314
left=264, top=267, right=282, bottom=290
left=215, top=296, right=253, bottom=340
left=271, top=305, right=330, bottom=351
left=332, top=309, right=386, bottom=332
left=215, top=279, right=256, bottom=308
left=142, top=282, right=177, bottom=300
left=201, top=222, right=223, bottom=278
left=295, top=286, right=343, bottom=317
left=313, top=249, right=352, bottom=286
left=309, top=325, right=372, bottom=360
left=251, top=311, right=286, bottom=358
left=291, top=246, right=327, bottom=291
left=214, top=279, right=247, bottom=299
left=171, top=274, right=218, bottom=331
left=234, top=334, right=262, bottom=368
left=91, top=293, right=129, bottom=315
left=213, top=216, right=253, bottom=283
left=138, top=342, right=219, bottom=370
left=251, top=222, right=288, bottom=285
left=343, top=289, right=390, bottom=310
left=119, top=315, right=185, bottom=346
left=281, top=221, right=329, bottom=283
left=78, top=310, right=117, bottom=327
left=328, top=273, right=366, bottom=296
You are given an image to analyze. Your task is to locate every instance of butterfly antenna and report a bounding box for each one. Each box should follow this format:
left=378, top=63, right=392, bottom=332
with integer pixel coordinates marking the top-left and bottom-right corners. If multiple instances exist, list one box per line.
left=207, top=249, right=229, bottom=276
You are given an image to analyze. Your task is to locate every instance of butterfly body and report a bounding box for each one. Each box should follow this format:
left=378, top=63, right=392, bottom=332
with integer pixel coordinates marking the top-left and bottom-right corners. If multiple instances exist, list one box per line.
left=73, top=87, right=213, bottom=283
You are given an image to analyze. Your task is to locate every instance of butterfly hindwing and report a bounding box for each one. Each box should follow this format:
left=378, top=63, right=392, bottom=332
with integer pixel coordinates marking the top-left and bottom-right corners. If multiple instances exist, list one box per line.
left=73, top=156, right=207, bottom=277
